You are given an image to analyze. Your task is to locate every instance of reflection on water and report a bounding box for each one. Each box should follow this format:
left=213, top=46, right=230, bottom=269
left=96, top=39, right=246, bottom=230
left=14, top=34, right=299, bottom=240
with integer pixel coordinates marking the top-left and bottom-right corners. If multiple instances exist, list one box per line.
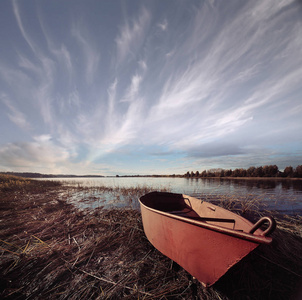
left=218, top=178, right=302, bottom=192
left=186, top=178, right=302, bottom=216
left=44, top=177, right=302, bottom=215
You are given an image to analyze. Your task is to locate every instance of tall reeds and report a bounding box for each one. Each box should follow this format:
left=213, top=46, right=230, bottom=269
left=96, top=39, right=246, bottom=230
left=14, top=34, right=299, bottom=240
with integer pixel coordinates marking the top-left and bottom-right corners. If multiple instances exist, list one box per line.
left=62, top=184, right=171, bottom=210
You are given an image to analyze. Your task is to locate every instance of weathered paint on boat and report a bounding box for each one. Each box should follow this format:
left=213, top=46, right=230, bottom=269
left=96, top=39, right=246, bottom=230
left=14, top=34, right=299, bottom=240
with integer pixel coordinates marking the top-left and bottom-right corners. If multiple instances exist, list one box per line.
left=139, top=192, right=276, bottom=287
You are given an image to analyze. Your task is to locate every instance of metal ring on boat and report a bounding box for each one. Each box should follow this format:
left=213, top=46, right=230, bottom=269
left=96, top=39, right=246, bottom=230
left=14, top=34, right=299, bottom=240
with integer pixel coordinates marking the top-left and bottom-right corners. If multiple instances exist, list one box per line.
left=248, top=216, right=276, bottom=236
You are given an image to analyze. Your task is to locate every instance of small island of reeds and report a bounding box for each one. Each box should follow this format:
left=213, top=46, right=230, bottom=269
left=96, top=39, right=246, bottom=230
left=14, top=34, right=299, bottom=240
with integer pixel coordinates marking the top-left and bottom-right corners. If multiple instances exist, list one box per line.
left=0, top=174, right=301, bottom=299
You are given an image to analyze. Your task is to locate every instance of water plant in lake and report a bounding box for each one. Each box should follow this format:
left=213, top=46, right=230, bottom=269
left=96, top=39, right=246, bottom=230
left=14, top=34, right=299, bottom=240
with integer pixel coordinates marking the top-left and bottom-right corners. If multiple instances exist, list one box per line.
left=60, top=184, right=172, bottom=210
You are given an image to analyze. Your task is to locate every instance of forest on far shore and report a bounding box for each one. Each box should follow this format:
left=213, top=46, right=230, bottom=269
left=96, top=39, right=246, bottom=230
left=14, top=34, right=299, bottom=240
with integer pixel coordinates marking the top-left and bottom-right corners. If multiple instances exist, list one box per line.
left=1, top=164, right=302, bottom=179
left=184, top=165, right=302, bottom=178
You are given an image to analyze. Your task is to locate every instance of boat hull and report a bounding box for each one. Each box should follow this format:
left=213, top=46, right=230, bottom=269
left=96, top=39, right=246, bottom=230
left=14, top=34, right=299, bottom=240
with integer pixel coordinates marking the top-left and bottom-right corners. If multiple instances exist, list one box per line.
left=139, top=192, right=275, bottom=287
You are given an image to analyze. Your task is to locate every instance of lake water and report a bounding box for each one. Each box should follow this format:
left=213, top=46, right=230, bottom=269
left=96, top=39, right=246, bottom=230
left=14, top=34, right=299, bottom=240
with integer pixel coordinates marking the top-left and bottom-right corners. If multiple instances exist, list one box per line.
left=43, top=177, right=302, bottom=216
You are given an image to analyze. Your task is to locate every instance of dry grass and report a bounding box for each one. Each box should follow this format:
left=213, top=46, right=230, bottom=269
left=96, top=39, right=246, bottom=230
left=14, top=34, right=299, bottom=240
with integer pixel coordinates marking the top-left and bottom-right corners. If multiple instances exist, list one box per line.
left=0, top=175, right=301, bottom=299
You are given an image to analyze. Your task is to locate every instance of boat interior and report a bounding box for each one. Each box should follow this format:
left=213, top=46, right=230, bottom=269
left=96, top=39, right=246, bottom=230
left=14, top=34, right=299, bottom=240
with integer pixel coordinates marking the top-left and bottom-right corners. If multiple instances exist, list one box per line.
left=140, top=192, right=253, bottom=231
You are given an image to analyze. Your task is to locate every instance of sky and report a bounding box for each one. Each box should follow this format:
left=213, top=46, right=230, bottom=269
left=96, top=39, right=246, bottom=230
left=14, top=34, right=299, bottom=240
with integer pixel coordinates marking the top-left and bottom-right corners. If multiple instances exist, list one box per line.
left=0, top=0, right=302, bottom=176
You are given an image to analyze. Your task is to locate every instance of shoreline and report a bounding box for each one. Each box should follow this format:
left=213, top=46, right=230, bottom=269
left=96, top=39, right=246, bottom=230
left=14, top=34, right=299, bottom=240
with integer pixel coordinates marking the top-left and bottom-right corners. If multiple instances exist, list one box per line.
left=187, top=176, right=302, bottom=180
left=2, top=171, right=302, bottom=180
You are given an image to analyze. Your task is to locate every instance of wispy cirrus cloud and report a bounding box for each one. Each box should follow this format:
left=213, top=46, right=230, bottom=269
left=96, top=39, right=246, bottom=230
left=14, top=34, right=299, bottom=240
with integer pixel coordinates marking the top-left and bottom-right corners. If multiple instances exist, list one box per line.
left=121, top=74, right=143, bottom=103
left=10, top=2, right=58, bottom=130
left=9, top=1, right=85, bottom=136
left=98, top=73, right=145, bottom=155
left=90, top=0, right=302, bottom=165
left=37, top=11, right=74, bottom=81
left=115, top=7, right=151, bottom=65
left=1, top=94, right=31, bottom=130
left=157, top=19, right=168, bottom=31
left=12, top=0, right=37, bottom=55
left=71, top=22, right=100, bottom=85
left=1, top=0, right=301, bottom=175
left=142, top=0, right=302, bottom=155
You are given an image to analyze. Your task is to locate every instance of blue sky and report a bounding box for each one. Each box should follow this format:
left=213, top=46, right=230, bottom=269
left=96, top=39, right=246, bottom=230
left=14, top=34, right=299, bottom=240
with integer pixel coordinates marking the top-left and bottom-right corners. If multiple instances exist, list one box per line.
left=0, top=0, right=301, bottom=176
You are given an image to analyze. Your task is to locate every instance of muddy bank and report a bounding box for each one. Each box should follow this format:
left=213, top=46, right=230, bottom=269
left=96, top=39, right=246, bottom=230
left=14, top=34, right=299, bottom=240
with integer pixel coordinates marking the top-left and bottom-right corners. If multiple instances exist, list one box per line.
left=0, top=176, right=301, bottom=299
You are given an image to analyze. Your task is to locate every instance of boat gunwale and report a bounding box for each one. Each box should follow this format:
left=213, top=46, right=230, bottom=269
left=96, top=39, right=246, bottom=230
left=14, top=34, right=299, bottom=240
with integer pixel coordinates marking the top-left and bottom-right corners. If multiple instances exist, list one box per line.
left=139, top=194, right=273, bottom=245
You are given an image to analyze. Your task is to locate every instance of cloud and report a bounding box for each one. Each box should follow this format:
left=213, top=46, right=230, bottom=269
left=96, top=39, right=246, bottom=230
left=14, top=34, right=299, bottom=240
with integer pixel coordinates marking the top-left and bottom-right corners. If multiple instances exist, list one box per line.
left=0, top=139, right=114, bottom=175
left=157, top=19, right=168, bottom=31
left=0, top=61, right=32, bottom=90
left=1, top=0, right=301, bottom=175
left=138, top=60, right=147, bottom=71
left=106, top=78, right=118, bottom=131
left=190, top=147, right=302, bottom=171
left=8, top=4, right=58, bottom=128
left=6, top=3, right=85, bottom=135
left=121, top=74, right=142, bottom=102
left=71, top=22, right=100, bottom=85
left=99, top=95, right=144, bottom=154
left=18, top=54, right=41, bottom=75
left=0, top=140, right=69, bottom=170
left=184, top=142, right=247, bottom=158
left=115, top=7, right=151, bottom=64
left=140, top=0, right=302, bottom=153
left=33, top=134, right=52, bottom=143
left=1, top=94, right=31, bottom=130
left=50, top=44, right=74, bottom=84
left=37, top=11, right=75, bottom=84
left=12, top=0, right=38, bottom=55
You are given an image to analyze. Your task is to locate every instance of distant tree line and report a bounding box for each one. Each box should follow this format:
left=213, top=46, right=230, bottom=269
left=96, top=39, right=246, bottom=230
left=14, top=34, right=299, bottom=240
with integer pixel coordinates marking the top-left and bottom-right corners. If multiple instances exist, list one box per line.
left=0, top=172, right=104, bottom=178
left=184, top=165, right=302, bottom=178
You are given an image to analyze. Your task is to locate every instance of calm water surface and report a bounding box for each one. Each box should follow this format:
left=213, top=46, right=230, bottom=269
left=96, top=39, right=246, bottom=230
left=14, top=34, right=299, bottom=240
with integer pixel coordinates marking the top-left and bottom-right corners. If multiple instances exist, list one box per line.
left=44, top=177, right=302, bottom=215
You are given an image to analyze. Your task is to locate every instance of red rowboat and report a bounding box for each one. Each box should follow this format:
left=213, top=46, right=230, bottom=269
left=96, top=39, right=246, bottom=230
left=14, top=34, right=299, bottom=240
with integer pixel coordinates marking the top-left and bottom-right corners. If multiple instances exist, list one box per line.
left=139, top=192, right=276, bottom=287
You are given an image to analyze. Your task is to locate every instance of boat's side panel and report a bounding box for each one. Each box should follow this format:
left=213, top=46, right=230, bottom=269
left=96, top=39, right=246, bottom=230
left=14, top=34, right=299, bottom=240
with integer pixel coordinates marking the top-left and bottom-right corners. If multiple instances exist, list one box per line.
left=140, top=204, right=259, bottom=287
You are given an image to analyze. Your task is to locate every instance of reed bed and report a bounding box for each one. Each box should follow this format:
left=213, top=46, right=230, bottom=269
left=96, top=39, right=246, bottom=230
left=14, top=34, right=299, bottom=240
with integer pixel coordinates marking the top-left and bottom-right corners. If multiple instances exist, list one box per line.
left=0, top=176, right=301, bottom=299
left=62, top=184, right=171, bottom=210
